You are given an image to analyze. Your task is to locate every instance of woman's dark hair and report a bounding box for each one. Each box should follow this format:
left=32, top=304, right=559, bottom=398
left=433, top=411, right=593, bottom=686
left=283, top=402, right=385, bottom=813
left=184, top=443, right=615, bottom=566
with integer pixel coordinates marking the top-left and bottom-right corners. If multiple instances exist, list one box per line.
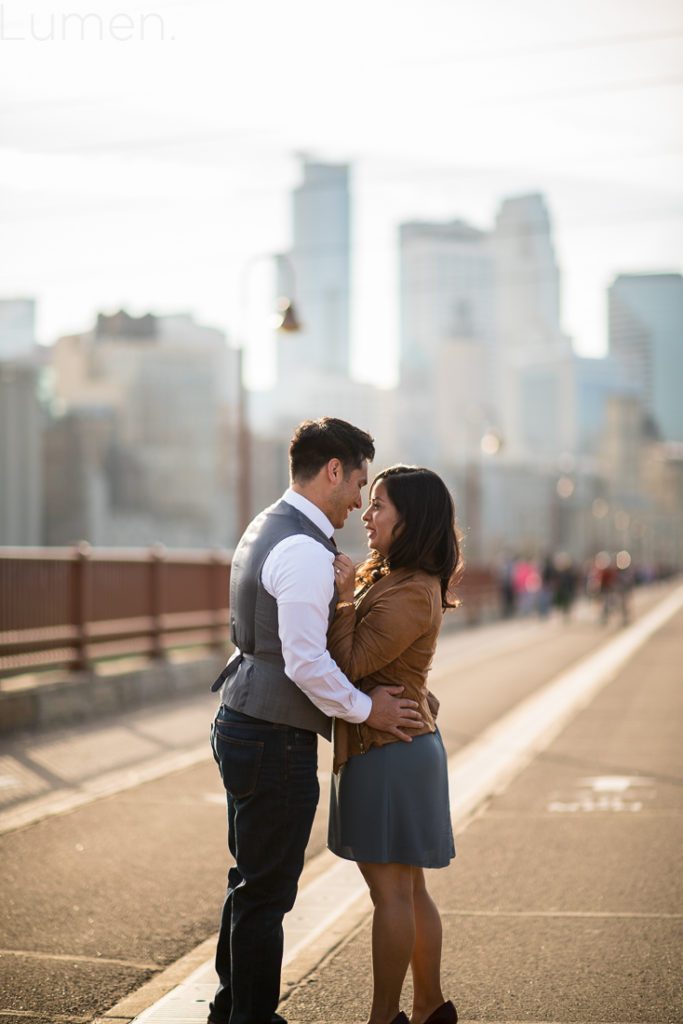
left=289, top=417, right=375, bottom=482
left=357, top=465, right=463, bottom=609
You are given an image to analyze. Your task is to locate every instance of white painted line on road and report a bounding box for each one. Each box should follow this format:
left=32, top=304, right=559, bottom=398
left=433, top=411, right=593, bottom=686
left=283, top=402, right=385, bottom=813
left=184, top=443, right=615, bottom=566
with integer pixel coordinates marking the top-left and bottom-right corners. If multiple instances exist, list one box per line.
left=125, top=584, right=683, bottom=1024
left=546, top=775, right=656, bottom=813
left=445, top=583, right=683, bottom=823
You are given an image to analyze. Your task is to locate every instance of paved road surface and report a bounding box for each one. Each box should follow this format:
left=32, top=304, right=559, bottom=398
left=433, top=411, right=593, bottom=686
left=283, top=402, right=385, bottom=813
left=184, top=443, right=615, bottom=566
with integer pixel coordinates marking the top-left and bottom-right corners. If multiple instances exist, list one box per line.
left=0, top=584, right=680, bottom=1023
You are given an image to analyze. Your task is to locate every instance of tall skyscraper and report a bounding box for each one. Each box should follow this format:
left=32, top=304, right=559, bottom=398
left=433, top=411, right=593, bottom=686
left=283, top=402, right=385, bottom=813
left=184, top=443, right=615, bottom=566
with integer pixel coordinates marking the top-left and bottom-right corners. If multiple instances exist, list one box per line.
left=397, top=197, right=574, bottom=466
left=492, top=193, right=564, bottom=352
left=400, top=220, right=495, bottom=374
left=276, top=160, right=351, bottom=395
left=490, top=194, right=574, bottom=461
left=398, top=218, right=497, bottom=465
left=608, top=272, right=683, bottom=442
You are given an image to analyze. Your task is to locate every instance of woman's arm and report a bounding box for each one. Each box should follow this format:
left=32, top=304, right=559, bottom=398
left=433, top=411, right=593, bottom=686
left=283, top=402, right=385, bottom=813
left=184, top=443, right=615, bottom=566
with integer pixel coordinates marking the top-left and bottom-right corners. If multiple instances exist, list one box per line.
left=328, top=582, right=434, bottom=681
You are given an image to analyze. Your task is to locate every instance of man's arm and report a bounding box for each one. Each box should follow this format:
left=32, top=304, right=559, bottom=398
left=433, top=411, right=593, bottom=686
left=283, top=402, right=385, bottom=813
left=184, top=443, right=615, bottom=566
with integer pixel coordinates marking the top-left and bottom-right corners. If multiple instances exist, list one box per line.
left=263, top=535, right=422, bottom=735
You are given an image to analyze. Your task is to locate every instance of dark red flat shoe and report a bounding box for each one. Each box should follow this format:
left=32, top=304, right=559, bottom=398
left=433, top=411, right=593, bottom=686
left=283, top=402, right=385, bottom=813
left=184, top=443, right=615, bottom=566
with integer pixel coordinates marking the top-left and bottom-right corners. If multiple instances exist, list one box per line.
left=423, top=1000, right=458, bottom=1024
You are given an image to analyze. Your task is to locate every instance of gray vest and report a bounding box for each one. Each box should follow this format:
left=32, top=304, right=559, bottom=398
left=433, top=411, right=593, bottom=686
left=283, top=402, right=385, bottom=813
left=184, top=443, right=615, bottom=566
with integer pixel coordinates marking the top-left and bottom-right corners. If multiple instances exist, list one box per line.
left=214, top=499, right=337, bottom=738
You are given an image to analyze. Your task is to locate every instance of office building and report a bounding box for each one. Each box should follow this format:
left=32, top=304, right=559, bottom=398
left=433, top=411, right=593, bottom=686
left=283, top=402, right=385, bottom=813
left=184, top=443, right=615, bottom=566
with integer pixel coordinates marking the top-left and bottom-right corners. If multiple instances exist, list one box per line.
left=47, top=310, right=238, bottom=547
left=608, top=272, right=683, bottom=442
left=398, top=218, right=497, bottom=465
left=275, top=160, right=351, bottom=419
left=490, top=193, right=575, bottom=461
left=492, top=193, right=564, bottom=352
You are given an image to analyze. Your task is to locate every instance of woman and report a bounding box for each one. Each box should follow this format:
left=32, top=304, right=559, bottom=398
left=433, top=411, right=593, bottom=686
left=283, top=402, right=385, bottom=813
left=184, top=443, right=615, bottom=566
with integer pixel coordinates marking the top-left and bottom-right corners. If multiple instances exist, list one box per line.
left=328, top=465, right=461, bottom=1024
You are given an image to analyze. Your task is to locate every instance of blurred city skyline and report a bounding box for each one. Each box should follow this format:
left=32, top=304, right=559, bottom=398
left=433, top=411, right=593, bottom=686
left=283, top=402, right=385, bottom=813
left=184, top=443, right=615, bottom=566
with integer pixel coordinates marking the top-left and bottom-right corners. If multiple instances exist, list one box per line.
left=1, top=0, right=682, bottom=387
left=2, top=151, right=681, bottom=568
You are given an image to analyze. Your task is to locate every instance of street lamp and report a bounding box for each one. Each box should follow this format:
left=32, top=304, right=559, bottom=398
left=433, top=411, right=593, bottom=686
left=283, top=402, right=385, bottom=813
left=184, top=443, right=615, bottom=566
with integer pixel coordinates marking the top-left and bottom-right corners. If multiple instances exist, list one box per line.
left=235, top=253, right=301, bottom=538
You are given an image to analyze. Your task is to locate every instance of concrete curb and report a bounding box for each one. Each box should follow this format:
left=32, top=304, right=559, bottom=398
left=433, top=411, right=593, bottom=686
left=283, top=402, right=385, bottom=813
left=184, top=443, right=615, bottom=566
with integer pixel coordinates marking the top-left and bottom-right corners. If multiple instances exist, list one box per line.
left=0, top=653, right=225, bottom=735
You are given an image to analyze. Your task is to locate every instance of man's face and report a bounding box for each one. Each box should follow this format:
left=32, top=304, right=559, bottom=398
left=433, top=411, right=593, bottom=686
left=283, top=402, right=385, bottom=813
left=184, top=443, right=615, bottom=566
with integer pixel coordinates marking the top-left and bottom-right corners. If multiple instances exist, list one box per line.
left=328, top=461, right=368, bottom=530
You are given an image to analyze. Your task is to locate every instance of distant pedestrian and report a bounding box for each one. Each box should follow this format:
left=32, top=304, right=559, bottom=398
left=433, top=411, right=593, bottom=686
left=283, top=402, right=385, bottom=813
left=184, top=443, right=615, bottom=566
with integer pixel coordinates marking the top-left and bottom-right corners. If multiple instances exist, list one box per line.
left=552, top=552, right=577, bottom=620
left=512, top=557, right=541, bottom=616
left=615, top=561, right=635, bottom=625
left=595, top=553, right=617, bottom=625
left=538, top=554, right=556, bottom=618
left=329, top=465, right=460, bottom=1024
left=499, top=556, right=517, bottom=618
left=207, top=419, right=423, bottom=1024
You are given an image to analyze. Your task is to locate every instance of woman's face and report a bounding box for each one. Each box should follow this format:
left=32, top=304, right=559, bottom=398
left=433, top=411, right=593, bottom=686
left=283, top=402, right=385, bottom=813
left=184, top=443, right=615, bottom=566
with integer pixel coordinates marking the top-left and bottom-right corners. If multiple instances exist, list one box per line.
left=362, top=479, right=402, bottom=558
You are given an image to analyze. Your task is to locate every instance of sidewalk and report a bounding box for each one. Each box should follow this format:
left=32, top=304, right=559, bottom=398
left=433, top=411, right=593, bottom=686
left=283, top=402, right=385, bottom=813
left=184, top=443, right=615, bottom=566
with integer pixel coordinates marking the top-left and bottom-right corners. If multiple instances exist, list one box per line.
left=110, top=584, right=683, bottom=1024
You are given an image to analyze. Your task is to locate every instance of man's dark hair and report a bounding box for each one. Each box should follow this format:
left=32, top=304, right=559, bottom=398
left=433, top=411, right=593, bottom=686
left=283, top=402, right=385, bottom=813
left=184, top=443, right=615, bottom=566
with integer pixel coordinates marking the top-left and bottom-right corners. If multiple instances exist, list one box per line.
left=357, top=465, right=463, bottom=608
left=289, top=417, right=375, bottom=482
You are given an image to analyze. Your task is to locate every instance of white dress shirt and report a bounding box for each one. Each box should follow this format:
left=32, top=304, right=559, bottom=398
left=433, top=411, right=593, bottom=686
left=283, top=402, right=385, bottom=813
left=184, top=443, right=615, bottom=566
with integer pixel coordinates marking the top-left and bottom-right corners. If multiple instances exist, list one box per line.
left=257, top=488, right=372, bottom=724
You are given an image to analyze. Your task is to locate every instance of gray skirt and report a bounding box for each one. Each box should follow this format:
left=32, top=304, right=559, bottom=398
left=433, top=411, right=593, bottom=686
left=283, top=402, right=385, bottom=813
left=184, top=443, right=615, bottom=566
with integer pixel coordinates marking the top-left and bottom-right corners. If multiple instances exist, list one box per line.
left=328, top=727, right=455, bottom=868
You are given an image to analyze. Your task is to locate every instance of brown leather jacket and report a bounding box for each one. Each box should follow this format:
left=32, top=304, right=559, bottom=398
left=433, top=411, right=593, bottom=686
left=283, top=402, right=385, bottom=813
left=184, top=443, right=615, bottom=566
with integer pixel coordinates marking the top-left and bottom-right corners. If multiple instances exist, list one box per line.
left=329, top=566, right=443, bottom=773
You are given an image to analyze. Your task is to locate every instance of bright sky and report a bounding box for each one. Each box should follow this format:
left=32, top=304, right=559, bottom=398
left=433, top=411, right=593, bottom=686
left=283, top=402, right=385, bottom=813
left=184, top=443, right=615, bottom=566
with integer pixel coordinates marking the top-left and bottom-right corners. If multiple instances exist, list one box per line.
left=1, top=0, right=682, bottom=387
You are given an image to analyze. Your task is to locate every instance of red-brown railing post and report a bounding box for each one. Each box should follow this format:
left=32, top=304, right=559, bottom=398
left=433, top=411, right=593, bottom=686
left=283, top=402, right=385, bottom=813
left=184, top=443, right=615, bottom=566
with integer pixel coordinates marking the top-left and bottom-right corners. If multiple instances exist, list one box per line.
left=70, top=542, right=91, bottom=671
left=149, top=544, right=165, bottom=660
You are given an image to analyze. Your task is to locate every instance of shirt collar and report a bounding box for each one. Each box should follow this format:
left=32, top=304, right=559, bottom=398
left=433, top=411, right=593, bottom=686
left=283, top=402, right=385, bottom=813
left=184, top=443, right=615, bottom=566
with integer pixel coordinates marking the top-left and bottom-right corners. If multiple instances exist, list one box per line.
left=282, top=487, right=335, bottom=539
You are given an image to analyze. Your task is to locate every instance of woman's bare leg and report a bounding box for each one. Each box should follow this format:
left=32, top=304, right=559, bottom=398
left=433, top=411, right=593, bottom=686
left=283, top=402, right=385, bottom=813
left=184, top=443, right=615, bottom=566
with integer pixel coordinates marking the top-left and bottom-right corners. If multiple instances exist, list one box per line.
left=409, top=867, right=446, bottom=1024
left=359, top=861, right=416, bottom=1024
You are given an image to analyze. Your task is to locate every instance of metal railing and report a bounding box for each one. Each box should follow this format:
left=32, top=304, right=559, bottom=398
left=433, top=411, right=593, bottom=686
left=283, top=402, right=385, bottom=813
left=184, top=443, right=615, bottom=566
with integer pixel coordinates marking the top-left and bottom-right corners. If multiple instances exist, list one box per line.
left=0, top=546, right=501, bottom=680
left=456, top=567, right=501, bottom=625
left=0, top=545, right=232, bottom=678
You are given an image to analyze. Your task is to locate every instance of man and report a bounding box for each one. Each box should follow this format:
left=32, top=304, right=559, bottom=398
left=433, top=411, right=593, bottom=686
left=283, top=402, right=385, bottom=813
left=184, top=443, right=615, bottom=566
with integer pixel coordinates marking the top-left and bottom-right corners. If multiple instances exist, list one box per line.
left=208, top=417, right=422, bottom=1024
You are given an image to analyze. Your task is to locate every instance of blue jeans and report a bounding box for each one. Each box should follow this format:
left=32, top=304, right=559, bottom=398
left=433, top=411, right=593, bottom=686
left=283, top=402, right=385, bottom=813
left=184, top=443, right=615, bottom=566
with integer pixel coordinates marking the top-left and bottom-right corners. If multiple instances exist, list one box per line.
left=209, top=705, right=320, bottom=1024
